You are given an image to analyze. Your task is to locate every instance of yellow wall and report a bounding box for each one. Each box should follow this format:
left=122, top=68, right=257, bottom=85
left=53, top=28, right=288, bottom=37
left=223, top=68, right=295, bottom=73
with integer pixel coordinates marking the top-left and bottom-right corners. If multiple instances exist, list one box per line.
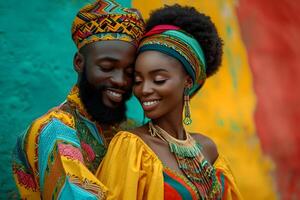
left=133, top=0, right=277, bottom=199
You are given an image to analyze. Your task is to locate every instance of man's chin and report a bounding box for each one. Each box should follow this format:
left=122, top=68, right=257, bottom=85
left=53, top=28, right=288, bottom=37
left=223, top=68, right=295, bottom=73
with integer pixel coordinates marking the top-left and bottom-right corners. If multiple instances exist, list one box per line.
left=102, top=99, right=124, bottom=109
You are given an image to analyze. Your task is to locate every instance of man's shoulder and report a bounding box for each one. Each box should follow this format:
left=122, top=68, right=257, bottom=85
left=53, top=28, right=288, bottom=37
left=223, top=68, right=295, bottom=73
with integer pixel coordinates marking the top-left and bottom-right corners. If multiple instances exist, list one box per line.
left=25, top=106, right=76, bottom=141
left=13, top=106, right=78, bottom=167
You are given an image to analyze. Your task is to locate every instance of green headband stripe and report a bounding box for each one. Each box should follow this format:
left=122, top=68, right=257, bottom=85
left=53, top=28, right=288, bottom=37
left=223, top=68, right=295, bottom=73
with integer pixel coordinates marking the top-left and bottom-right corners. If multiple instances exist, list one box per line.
left=164, top=30, right=206, bottom=70
left=139, top=44, right=196, bottom=81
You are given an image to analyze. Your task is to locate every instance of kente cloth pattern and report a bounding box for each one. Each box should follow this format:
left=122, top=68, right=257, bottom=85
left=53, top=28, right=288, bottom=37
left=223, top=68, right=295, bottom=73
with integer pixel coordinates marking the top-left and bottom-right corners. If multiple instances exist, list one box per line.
left=11, top=86, right=137, bottom=199
left=163, top=167, right=228, bottom=200
left=138, top=25, right=206, bottom=96
left=72, top=0, right=145, bottom=49
left=163, top=167, right=199, bottom=199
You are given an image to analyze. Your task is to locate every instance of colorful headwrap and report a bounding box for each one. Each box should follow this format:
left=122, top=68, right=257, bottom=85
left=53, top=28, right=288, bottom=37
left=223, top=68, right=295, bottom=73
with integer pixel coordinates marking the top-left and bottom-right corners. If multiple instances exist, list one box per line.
left=72, top=0, right=145, bottom=49
left=138, top=25, right=206, bottom=96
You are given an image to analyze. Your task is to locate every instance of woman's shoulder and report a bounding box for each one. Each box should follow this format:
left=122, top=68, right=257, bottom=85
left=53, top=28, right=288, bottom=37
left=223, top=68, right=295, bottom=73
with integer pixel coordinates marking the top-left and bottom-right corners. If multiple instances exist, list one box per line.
left=116, top=126, right=151, bottom=143
left=112, top=127, right=160, bottom=161
left=190, top=132, right=219, bottom=164
left=112, top=128, right=148, bottom=147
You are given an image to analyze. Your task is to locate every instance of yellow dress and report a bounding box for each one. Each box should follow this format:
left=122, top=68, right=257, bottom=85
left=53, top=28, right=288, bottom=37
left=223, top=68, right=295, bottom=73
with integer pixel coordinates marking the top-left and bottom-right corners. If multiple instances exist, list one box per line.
left=96, top=131, right=243, bottom=200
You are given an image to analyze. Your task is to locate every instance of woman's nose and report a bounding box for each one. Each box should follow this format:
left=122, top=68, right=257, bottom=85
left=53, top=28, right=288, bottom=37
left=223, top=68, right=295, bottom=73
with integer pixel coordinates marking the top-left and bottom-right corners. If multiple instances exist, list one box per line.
left=141, top=81, right=154, bottom=95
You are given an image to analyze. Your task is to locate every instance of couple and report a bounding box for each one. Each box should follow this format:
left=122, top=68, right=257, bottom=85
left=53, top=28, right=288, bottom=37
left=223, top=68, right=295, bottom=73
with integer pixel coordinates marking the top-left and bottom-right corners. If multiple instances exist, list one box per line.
left=12, top=0, right=242, bottom=199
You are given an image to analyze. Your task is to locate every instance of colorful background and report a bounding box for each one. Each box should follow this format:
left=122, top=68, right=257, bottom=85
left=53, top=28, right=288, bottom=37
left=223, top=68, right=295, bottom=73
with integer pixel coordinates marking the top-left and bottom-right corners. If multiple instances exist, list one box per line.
left=1, top=0, right=299, bottom=199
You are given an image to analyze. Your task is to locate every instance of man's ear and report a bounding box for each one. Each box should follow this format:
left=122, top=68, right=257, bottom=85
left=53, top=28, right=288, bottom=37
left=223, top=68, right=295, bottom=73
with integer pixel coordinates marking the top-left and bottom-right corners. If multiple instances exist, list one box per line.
left=73, top=52, right=84, bottom=73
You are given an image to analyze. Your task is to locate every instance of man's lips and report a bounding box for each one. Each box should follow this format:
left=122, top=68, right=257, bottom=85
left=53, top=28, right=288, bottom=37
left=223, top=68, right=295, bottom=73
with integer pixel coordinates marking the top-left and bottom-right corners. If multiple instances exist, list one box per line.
left=104, top=88, right=125, bottom=103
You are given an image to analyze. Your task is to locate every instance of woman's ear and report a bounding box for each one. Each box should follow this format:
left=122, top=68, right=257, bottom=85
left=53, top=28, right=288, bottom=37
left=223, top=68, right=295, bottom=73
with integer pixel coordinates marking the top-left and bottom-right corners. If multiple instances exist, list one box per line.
left=185, top=76, right=193, bottom=88
left=73, top=52, right=84, bottom=73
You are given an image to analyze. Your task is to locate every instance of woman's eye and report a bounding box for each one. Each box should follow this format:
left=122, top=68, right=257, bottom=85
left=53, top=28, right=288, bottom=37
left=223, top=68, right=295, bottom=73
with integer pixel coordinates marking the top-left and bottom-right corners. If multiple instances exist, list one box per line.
left=134, top=77, right=142, bottom=85
left=154, top=79, right=167, bottom=84
left=134, top=81, right=142, bottom=85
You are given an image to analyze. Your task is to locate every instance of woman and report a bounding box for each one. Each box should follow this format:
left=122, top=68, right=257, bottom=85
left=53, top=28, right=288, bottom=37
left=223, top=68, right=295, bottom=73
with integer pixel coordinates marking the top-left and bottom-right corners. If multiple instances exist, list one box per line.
left=96, top=4, right=242, bottom=200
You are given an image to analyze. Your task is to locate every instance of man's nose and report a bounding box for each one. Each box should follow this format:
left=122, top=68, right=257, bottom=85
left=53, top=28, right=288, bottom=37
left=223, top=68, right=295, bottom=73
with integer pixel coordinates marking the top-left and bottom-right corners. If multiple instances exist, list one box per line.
left=110, top=70, right=127, bottom=87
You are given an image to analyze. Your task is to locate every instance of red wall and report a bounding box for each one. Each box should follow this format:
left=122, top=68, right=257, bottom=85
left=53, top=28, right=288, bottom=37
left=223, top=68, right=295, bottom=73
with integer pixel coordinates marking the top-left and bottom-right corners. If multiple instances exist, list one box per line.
left=236, top=0, right=300, bottom=199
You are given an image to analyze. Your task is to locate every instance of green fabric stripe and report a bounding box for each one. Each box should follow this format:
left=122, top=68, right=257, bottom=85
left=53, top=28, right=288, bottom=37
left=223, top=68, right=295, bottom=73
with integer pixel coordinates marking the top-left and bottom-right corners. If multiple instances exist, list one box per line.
left=139, top=44, right=195, bottom=79
left=163, top=171, right=193, bottom=200
left=119, top=0, right=132, bottom=7
left=220, top=172, right=226, bottom=198
left=164, top=30, right=206, bottom=70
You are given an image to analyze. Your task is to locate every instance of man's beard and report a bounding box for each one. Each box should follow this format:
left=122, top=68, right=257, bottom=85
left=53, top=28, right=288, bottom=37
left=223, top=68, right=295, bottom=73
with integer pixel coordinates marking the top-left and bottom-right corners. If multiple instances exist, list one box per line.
left=78, top=68, right=132, bottom=125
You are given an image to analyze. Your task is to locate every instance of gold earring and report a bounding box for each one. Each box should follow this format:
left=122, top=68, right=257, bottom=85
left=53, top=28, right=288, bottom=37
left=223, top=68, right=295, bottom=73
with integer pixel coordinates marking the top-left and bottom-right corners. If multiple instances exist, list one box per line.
left=183, top=87, right=192, bottom=125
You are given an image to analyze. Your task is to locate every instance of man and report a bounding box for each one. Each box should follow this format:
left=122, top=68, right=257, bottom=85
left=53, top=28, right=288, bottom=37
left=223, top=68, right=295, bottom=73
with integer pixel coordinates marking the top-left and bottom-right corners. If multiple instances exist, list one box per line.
left=12, top=0, right=145, bottom=199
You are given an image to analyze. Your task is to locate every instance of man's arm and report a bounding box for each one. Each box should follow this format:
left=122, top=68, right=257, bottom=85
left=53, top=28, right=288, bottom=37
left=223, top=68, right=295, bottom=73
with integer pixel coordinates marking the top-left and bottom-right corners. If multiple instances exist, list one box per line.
left=12, top=111, right=107, bottom=199
left=12, top=129, right=40, bottom=199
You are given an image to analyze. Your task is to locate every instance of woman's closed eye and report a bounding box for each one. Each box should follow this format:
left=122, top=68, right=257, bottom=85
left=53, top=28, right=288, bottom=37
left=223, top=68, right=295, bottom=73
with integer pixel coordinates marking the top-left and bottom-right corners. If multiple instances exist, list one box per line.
left=153, top=75, right=168, bottom=84
left=153, top=79, right=167, bottom=84
left=134, top=76, right=143, bottom=85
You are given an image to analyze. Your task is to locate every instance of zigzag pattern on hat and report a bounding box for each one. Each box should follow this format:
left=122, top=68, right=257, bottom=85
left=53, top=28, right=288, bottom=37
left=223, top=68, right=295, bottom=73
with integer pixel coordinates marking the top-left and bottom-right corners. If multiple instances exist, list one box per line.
left=73, top=14, right=144, bottom=48
left=71, top=0, right=145, bottom=48
left=92, top=0, right=125, bottom=14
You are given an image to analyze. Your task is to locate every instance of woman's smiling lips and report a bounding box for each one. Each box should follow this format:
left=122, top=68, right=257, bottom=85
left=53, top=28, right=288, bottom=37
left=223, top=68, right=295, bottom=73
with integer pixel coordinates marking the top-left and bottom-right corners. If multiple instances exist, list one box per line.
left=140, top=99, right=161, bottom=111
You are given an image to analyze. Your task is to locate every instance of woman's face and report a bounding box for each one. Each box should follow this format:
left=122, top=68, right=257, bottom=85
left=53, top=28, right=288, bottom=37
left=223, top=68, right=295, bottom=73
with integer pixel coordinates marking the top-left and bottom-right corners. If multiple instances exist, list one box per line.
left=134, top=51, right=190, bottom=120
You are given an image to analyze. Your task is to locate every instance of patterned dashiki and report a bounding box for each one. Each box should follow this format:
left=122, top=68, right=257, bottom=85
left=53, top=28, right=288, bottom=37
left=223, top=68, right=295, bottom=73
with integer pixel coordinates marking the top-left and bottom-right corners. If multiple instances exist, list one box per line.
left=12, top=86, right=137, bottom=199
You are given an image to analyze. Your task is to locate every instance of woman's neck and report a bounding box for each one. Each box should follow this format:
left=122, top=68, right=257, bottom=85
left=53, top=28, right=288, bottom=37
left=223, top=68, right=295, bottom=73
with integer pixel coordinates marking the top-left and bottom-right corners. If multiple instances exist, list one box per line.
left=152, top=112, right=186, bottom=140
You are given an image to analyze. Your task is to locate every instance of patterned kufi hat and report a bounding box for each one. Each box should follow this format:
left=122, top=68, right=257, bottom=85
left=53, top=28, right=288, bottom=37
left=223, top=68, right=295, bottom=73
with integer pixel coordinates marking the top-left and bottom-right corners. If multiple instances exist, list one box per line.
left=72, top=0, right=145, bottom=49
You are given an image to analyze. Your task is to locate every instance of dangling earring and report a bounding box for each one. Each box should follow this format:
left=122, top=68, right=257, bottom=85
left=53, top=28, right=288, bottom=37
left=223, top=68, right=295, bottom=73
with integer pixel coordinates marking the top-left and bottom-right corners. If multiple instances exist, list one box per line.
left=183, top=87, right=192, bottom=125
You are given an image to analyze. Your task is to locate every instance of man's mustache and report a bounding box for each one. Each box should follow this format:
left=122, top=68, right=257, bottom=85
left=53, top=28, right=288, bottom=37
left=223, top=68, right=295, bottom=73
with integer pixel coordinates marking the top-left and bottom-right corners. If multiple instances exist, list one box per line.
left=95, top=85, right=128, bottom=92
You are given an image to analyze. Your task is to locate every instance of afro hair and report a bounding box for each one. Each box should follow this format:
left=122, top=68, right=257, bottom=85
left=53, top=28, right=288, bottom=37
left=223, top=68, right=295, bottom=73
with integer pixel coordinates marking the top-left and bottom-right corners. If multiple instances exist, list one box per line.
left=145, top=4, right=223, bottom=77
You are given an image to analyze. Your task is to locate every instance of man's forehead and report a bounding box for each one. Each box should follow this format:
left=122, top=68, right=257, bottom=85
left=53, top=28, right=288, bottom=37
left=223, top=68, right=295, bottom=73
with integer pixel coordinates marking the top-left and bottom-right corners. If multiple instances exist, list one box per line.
left=82, top=40, right=136, bottom=63
left=94, top=40, right=135, bottom=50
left=82, top=40, right=134, bottom=52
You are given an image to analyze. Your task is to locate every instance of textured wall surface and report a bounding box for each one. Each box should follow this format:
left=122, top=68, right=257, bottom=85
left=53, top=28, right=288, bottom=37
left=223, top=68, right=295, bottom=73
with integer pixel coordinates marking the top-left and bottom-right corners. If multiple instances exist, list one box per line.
left=0, top=0, right=92, bottom=197
left=1, top=0, right=279, bottom=199
left=237, top=0, right=300, bottom=199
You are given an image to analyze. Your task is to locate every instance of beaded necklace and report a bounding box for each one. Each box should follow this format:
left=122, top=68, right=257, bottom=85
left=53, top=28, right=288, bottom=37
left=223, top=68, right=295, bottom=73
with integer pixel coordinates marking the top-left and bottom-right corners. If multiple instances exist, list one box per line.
left=148, top=122, right=222, bottom=199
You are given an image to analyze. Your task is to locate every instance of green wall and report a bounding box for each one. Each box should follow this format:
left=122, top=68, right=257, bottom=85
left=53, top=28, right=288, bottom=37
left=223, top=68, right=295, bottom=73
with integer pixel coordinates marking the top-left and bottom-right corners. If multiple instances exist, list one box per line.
left=0, top=0, right=135, bottom=198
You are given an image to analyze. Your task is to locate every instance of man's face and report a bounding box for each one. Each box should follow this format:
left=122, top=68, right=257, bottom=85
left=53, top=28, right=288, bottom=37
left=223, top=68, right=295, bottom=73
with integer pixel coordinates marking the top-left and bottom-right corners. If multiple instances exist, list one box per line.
left=76, top=40, right=136, bottom=124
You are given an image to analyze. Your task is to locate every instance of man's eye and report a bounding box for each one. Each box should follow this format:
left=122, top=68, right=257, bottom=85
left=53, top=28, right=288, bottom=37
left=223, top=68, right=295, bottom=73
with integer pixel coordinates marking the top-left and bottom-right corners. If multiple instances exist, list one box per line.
left=99, top=65, right=113, bottom=72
